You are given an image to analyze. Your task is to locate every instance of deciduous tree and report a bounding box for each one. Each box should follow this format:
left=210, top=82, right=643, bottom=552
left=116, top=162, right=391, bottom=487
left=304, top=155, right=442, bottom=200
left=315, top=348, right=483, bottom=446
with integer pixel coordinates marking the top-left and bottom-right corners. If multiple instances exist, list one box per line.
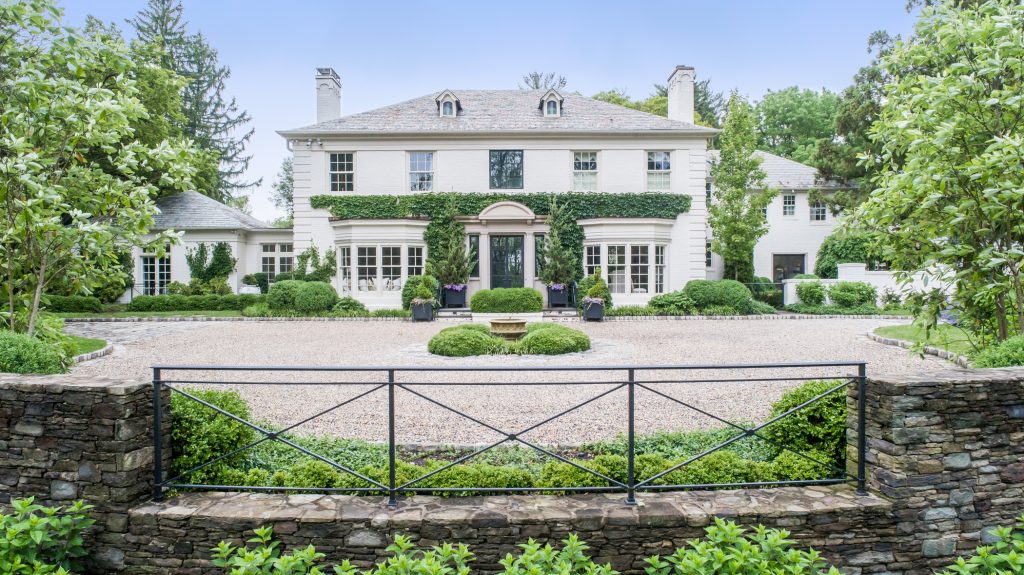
left=755, top=87, right=839, bottom=166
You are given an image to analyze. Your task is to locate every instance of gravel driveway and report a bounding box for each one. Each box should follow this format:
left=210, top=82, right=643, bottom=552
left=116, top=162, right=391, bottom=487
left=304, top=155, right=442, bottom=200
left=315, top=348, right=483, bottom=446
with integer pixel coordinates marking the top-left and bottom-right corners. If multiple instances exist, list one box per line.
left=68, top=318, right=947, bottom=445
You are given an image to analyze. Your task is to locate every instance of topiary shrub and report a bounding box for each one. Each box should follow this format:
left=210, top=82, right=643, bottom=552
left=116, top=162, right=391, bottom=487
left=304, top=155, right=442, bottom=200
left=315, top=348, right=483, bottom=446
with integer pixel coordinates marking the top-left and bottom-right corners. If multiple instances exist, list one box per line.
left=795, top=281, right=826, bottom=306
left=974, top=335, right=1024, bottom=368
left=402, top=275, right=439, bottom=310
left=428, top=326, right=507, bottom=357
left=684, top=279, right=752, bottom=309
left=266, top=279, right=306, bottom=310
left=171, top=388, right=256, bottom=484
left=333, top=296, right=368, bottom=314
left=469, top=288, right=543, bottom=313
left=827, top=281, right=877, bottom=309
left=0, top=330, right=67, bottom=374
left=293, top=281, right=338, bottom=313
left=761, top=380, right=847, bottom=470
left=577, top=269, right=612, bottom=309
left=648, top=290, right=696, bottom=314
left=42, top=294, right=103, bottom=313
left=513, top=324, right=591, bottom=355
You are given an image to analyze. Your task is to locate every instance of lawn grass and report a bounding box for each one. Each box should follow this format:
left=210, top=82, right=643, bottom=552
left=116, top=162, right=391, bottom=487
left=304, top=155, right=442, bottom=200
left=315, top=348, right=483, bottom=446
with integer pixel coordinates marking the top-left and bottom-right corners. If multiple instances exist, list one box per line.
left=67, top=335, right=107, bottom=355
left=56, top=310, right=242, bottom=319
left=874, top=322, right=978, bottom=356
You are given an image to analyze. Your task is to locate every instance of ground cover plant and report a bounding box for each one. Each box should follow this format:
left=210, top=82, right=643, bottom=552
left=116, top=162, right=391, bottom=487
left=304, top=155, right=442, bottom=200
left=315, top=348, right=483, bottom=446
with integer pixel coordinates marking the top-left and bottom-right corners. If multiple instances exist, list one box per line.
left=428, top=323, right=591, bottom=356
left=0, top=497, right=94, bottom=574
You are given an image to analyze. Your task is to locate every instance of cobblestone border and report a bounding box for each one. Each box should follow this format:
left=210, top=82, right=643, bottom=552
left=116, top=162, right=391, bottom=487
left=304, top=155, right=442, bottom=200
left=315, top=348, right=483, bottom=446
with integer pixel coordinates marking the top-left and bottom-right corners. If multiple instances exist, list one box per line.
left=72, top=343, right=113, bottom=363
left=64, top=313, right=912, bottom=323
left=866, top=331, right=972, bottom=367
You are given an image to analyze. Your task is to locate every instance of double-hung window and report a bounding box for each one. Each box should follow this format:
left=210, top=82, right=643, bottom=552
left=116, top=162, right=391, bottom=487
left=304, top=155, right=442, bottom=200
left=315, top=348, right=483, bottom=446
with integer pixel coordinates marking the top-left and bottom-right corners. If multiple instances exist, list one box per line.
left=585, top=245, right=601, bottom=277
left=783, top=194, right=796, bottom=216
left=647, top=151, right=671, bottom=192
left=409, top=152, right=433, bottom=191
left=489, top=150, right=523, bottom=189
left=329, top=153, right=354, bottom=192
left=357, top=247, right=377, bottom=292
left=278, top=244, right=294, bottom=274
left=381, top=246, right=402, bottom=291
left=655, top=246, right=666, bottom=294
left=339, top=247, right=352, bottom=293
left=810, top=201, right=827, bottom=222
left=406, top=246, right=424, bottom=277
left=572, top=152, right=597, bottom=191
left=607, top=246, right=627, bottom=294
left=630, top=246, right=649, bottom=293
left=261, top=244, right=276, bottom=279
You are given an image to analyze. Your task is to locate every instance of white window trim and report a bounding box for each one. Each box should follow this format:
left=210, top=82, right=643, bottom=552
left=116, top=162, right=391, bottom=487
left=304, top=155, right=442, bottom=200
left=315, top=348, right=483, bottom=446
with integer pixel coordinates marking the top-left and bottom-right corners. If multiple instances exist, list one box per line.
left=408, top=151, right=434, bottom=192
left=646, top=151, right=672, bottom=192
left=544, top=98, right=560, bottom=117
left=572, top=151, right=598, bottom=191
left=328, top=152, right=355, bottom=193
left=782, top=194, right=796, bottom=217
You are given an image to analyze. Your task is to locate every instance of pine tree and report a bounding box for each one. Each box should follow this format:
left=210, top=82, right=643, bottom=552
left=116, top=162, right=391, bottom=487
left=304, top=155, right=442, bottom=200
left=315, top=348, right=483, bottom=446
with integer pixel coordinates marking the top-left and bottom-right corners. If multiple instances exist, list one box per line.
left=538, top=197, right=578, bottom=286
left=126, top=0, right=187, bottom=69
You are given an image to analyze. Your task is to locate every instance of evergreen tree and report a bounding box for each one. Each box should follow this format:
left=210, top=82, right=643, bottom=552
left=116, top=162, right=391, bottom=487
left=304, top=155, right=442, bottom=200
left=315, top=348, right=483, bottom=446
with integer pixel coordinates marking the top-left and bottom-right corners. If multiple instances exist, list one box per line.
left=126, top=0, right=186, bottom=69
left=538, top=198, right=579, bottom=286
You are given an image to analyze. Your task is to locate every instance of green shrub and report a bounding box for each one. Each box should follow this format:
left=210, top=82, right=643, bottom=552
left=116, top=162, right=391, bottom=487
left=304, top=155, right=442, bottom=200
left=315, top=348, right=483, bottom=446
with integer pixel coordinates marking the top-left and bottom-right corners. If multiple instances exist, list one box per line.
left=656, top=451, right=775, bottom=487
left=0, top=330, right=67, bottom=374
left=501, top=535, right=612, bottom=575
left=369, top=309, right=411, bottom=318
left=126, top=293, right=262, bottom=312
left=577, top=269, right=612, bottom=309
left=699, top=304, right=740, bottom=316
left=171, top=388, right=256, bottom=484
left=784, top=303, right=879, bottom=315
left=440, top=323, right=492, bottom=335
left=266, top=279, right=307, bottom=310
left=769, top=450, right=834, bottom=481
left=605, top=305, right=657, bottom=316
left=815, top=233, right=872, bottom=279
left=274, top=271, right=295, bottom=282
left=242, top=303, right=272, bottom=317
left=293, top=281, right=338, bottom=313
left=645, top=517, right=841, bottom=574
left=684, top=279, right=752, bottom=309
left=795, top=281, right=826, bottom=306
left=242, top=272, right=270, bottom=294
left=827, top=281, right=877, bottom=308
left=744, top=299, right=777, bottom=315
left=42, top=294, right=102, bottom=313
left=513, top=324, right=591, bottom=355
left=648, top=291, right=696, bottom=314
left=974, top=335, right=1024, bottom=368
left=428, top=326, right=507, bottom=357
left=402, top=275, right=439, bottom=309
left=470, top=288, right=543, bottom=313
left=0, top=497, right=95, bottom=574
left=761, top=380, right=847, bottom=470
left=793, top=273, right=818, bottom=279
left=212, top=526, right=327, bottom=574
left=333, top=297, right=368, bottom=314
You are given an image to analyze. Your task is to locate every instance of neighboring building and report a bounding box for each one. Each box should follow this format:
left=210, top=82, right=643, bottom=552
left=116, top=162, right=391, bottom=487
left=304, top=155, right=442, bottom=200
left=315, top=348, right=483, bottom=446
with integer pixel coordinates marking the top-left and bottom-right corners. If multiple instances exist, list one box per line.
left=704, top=150, right=848, bottom=282
left=125, top=191, right=291, bottom=299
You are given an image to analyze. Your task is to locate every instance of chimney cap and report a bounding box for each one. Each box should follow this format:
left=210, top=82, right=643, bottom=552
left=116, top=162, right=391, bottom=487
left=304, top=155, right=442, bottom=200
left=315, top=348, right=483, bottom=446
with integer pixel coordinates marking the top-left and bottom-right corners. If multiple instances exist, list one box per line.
left=316, top=67, right=340, bottom=81
left=668, top=65, right=694, bottom=81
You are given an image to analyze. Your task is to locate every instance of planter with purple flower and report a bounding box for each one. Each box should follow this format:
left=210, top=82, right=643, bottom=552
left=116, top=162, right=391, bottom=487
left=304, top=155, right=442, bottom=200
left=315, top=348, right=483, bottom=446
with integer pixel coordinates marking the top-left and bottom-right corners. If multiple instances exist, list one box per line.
left=443, top=283, right=468, bottom=308
left=582, top=296, right=605, bottom=321
left=547, top=283, right=569, bottom=308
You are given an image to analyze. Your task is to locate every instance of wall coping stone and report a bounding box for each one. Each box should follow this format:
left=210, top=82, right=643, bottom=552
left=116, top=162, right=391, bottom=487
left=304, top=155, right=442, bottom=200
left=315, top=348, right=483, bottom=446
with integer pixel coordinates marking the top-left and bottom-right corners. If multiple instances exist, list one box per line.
left=0, top=373, right=148, bottom=394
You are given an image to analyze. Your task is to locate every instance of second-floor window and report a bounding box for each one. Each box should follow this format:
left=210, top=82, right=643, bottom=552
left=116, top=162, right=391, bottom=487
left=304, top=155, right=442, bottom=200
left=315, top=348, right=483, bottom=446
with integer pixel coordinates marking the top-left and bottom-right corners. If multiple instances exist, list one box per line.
left=573, top=152, right=597, bottom=191
left=489, top=150, right=523, bottom=189
left=783, top=194, right=796, bottom=216
left=329, top=153, right=354, bottom=192
left=647, top=151, right=671, bottom=192
left=811, top=201, right=827, bottom=222
left=409, top=152, right=433, bottom=191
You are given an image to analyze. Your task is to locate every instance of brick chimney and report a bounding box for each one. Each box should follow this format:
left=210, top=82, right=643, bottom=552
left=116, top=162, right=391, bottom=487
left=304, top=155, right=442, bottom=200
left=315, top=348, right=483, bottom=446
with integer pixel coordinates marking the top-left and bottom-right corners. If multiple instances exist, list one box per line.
left=315, top=68, right=342, bottom=123
left=667, top=65, right=695, bottom=124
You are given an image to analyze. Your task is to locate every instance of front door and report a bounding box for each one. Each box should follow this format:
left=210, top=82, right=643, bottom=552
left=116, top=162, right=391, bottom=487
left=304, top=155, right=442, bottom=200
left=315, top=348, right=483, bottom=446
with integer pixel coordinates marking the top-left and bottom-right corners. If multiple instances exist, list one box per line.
left=490, top=235, right=524, bottom=288
left=773, top=254, right=806, bottom=283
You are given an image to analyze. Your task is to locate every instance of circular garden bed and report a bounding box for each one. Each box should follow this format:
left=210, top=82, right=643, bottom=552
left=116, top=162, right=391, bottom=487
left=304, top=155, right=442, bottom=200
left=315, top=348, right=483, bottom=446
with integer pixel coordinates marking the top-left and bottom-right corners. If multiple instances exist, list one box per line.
left=428, top=323, right=591, bottom=357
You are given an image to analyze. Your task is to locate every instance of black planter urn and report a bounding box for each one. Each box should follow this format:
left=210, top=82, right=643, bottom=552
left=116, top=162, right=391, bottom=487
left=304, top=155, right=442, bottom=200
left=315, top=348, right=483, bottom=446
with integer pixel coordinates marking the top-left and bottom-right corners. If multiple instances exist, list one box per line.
left=444, top=287, right=467, bottom=308
left=583, top=302, right=605, bottom=321
left=411, top=302, right=434, bottom=321
left=547, top=287, right=569, bottom=308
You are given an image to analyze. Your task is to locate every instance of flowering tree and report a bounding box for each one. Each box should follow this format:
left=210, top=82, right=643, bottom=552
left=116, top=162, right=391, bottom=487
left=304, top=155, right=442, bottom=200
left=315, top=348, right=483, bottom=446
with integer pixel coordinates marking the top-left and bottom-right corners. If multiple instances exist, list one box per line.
left=850, top=0, right=1024, bottom=341
left=0, top=1, right=195, bottom=336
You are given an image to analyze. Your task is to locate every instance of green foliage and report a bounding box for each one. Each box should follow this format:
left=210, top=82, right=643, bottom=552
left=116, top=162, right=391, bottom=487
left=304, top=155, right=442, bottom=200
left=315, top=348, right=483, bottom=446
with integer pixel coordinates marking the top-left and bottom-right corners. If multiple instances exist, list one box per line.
left=469, top=288, right=544, bottom=313
left=0, top=330, right=67, bottom=374
left=402, top=276, right=439, bottom=310
left=428, top=326, right=507, bottom=357
left=293, top=282, right=338, bottom=313
left=709, top=93, right=777, bottom=283
left=333, top=297, right=368, bottom=314
left=427, top=200, right=476, bottom=286
left=211, top=525, right=327, bottom=574
left=0, top=497, right=94, bottom=574
left=784, top=303, right=879, bottom=316
left=648, top=291, right=696, bottom=315
left=605, top=305, right=658, bottom=317
left=267, top=280, right=307, bottom=310
left=412, top=283, right=436, bottom=304
left=796, top=282, right=826, bottom=306
left=169, top=277, right=232, bottom=296
left=745, top=300, right=777, bottom=315
left=938, top=515, right=1024, bottom=575
left=762, top=380, right=848, bottom=471
left=270, top=157, right=294, bottom=218
left=755, top=86, right=839, bottom=166
left=814, top=234, right=873, bottom=279
left=974, top=335, right=1024, bottom=368
left=577, top=269, right=612, bottom=308
left=684, top=280, right=753, bottom=309
left=242, top=273, right=270, bottom=294
left=827, top=282, right=877, bottom=309
left=512, top=324, right=591, bottom=355
left=537, top=197, right=579, bottom=286
left=850, top=0, right=1024, bottom=342
left=793, top=274, right=818, bottom=280
left=501, top=535, right=614, bottom=575
left=644, top=518, right=841, bottom=575
left=127, top=294, right=262, bottom=312
left=42, top=296, right=102, bottom=314
left=185, top=242, right=237, bottom=283
left=171, top=387, right=256, bottom=484
left=428, top=323, right=590, bottom=356
left=294, top=246, right=337, bottom=283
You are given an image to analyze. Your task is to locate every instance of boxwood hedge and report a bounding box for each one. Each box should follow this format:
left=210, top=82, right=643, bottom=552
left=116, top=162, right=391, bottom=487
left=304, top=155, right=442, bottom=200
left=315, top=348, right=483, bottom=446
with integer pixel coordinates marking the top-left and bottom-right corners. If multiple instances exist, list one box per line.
left=469, top=288, right=543, bottom=313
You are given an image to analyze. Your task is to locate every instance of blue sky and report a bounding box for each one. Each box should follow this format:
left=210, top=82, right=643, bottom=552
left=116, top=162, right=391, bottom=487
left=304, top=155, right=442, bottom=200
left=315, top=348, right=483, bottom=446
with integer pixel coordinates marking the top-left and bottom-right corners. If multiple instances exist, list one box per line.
left=61, top=1, right=918, bottom=221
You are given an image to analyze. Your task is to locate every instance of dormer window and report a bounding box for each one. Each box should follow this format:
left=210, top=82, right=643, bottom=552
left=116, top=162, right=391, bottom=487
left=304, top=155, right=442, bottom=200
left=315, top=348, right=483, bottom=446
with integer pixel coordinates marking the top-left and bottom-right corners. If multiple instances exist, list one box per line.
left=539, top=89, right=564, bottom=118
left=435, top=90, right=460, bottom=118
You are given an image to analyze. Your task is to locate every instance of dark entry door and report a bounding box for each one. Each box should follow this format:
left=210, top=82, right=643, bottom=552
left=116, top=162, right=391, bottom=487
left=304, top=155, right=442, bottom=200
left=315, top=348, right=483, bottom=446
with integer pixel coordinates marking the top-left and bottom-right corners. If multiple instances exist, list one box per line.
left=490, top=235, right=524, bottom=288
left=773, top=254, right=806, bottom=283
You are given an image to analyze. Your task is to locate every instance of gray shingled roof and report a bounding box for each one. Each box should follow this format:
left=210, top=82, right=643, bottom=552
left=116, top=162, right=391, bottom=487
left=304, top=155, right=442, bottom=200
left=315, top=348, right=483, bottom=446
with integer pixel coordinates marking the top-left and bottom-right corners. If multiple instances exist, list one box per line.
left=707, top=150, right=847, bottom=189
left=153, top=191, right=273, bottom=231
left=280, top=90, right=717, bottom=136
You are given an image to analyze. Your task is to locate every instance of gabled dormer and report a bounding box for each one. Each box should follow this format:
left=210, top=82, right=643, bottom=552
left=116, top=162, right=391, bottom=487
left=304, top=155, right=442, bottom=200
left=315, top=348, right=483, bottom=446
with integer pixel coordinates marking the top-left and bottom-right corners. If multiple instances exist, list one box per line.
left=539, top=89, right=564, bottom=117
left=435, top=90, right=461, bottom=118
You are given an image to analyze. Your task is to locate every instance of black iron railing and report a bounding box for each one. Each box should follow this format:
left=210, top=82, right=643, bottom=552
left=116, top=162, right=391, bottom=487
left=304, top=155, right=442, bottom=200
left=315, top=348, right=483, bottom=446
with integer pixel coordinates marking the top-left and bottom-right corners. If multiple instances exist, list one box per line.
left=152, top=362, right=868, bottom=505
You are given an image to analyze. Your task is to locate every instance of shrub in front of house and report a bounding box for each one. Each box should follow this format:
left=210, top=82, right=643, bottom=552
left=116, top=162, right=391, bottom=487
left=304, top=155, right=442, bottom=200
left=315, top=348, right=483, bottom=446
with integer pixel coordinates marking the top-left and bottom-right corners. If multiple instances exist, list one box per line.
left=402, top=275, right=439, bottom=310
left=266, top=279, right=307, bottom=310
left=0, top=330, right=67, bottom=374
left=428, top=325, right=507, bottom=357
left=469, top=288, right=543, bottom=313
left=827, top=281, right=877, bottom=309
left=577, top=272, right=612, bottom=309
left=127, top=293, right=263, bottom=312
left=242, top=272, right=270, bottom=294
left=973, top=335, right=1024, bottom=368
left=171, top=388, right=256, bottom=485
left=42, top=294, right=103, bottom=313
left=684, top=279, right=752, bottom=310
left=292, top=281, right=338, bottom=313
left=511, top=323, right=591, bottom=355
left=648, top=291, right=696, bottom=314
left=743, top=299, right=778, bottom=315
left=761, top=379, right=847, bottom=471
left=332, top=296, right=368, bottom=314
left=795, top=281, right=826, bottom=306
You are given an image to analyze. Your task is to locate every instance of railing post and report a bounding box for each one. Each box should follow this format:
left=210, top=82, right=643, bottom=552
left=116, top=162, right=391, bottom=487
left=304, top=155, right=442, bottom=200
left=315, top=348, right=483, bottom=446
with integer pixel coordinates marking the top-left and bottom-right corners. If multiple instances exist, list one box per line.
left=625, top=368, right=636, bottom=505
left=856, top=362, right=867, bottom=495
left=152, top=368, right=165, bottom=502
left=387, top=369, right=397, bottom=507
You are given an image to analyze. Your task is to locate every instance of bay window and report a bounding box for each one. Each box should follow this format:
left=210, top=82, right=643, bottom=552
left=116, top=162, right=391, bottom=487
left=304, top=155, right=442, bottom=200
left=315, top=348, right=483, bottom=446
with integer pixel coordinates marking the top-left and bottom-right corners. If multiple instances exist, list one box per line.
left=607, top=246, right=627, bottom=293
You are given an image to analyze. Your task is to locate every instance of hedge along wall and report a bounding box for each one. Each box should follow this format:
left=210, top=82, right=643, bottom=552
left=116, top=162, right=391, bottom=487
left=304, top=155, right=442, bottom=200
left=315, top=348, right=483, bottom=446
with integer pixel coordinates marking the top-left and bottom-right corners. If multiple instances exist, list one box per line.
left=310, top=192, right=693, bottom=281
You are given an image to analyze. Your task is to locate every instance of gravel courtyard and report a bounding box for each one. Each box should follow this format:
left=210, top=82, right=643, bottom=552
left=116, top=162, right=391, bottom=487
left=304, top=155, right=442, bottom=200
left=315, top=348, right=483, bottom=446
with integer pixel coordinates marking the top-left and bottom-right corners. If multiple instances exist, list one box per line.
left=68, top=318, right=949, bottom=445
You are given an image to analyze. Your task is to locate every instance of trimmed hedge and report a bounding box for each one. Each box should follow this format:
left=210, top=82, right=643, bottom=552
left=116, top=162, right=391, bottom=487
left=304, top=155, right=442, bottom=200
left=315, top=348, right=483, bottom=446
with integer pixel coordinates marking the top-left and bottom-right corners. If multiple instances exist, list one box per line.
left=127, top=293, right=263, bottom=312
left=512, top=324, right=591, bottom=355
left=293, top=282, right=338, bottom=313
left=43, top=295, right=102, bottom=313
left=428, top=327, right=507, bottom=357
left=684, top=279, right=752, bottom=309
left=796, top=281, right=826, bottom=306
left=0, top=330, right=67, bottom=374
left=428, top=323, right=591, bottom=356
left=648, top=291, right=695, bottom=314
left=828, top=281, right=877, bottom=308
left=469, top=288, right=543, bottom=313
left=266, top=280, right=306, bottom=310
left=784, top=303, right=880, bottom=315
